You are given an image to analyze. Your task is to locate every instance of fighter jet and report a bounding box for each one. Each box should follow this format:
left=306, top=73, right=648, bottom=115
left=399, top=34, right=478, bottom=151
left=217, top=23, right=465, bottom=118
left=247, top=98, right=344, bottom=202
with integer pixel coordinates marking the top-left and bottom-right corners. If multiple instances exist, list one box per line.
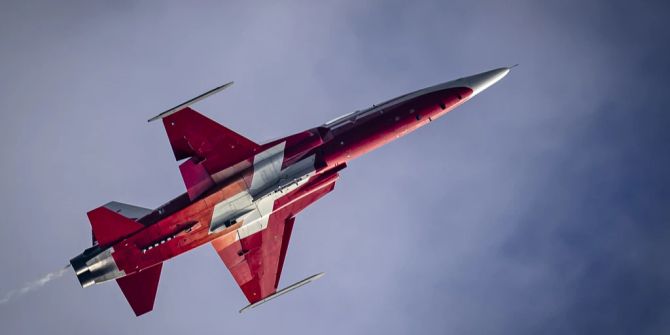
left=70, top=67, right=511, bottom=316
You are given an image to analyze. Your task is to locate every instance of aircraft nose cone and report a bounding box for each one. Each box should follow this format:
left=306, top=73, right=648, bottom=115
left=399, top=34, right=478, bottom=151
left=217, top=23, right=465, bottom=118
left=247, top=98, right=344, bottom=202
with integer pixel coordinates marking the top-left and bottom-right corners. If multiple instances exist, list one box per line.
left=460, top=67, right=511, bottom=97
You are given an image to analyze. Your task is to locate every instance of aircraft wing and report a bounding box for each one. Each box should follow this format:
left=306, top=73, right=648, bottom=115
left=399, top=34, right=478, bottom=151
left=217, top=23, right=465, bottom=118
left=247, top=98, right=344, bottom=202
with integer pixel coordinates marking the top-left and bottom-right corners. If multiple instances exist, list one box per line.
left=159, top=107, right=259, bottom=163
left=148, top=83, right=260, bottom=200
left=211, top=172, right=339, bottom=308
left=212, top=212, right=296, bottom=304
left=155, top=107, right=260, bottom=200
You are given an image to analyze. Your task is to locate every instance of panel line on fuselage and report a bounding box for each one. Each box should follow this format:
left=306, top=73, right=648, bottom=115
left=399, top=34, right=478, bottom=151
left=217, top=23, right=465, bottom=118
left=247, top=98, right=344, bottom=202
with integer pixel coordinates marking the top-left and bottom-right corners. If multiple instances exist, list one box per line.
left=323, top=77, right=471, bottom=130
left=209, top=141, right=317, bottom=241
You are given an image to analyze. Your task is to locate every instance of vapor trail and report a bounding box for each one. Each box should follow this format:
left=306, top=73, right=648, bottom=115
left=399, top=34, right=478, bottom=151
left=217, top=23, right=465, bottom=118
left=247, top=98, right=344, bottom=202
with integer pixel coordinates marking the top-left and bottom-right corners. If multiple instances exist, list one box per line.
left=0, top=265, right=71, bottom=305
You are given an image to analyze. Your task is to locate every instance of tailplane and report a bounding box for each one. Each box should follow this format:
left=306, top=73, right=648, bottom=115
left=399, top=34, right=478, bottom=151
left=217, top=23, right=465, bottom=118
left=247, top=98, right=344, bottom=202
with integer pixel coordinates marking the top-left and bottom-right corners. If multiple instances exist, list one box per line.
left=116, top=263, right=163, bottom=316
left=87, top=206, right=145, bottom=247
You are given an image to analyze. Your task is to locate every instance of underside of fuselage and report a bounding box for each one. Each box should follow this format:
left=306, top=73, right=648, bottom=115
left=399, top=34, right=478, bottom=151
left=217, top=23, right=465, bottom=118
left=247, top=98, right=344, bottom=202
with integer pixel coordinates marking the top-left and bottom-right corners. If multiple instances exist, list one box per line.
left=71, top=147, right=325, bottom=280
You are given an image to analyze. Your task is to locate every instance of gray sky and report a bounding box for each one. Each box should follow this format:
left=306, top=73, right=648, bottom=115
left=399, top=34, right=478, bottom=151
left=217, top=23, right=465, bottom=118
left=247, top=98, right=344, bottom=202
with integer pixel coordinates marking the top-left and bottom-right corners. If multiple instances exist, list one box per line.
left=1, top=1, right=669, bottom=334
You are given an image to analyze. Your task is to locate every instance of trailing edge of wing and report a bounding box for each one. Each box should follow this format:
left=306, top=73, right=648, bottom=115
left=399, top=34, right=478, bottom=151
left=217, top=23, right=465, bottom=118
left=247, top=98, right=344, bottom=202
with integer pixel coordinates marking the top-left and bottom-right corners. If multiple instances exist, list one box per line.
left=148, top=81, right=234, bottom=122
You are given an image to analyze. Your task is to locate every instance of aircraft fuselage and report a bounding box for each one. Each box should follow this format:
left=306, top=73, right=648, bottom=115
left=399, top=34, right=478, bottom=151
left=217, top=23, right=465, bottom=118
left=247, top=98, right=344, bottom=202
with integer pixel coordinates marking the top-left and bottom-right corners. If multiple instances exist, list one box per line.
left=70, top=67, right=510, bottom=315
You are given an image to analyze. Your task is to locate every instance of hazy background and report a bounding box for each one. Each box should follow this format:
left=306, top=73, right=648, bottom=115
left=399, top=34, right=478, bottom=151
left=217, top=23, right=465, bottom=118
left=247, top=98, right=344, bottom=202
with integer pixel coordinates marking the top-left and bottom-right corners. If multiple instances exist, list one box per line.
left=1, top=1, right=669, bottom=334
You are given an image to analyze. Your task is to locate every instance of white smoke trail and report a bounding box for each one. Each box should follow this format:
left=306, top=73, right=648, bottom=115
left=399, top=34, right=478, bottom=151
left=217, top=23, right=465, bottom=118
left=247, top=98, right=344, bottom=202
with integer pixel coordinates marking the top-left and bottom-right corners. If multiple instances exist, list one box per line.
left=0, top=265, right=71, bottom=305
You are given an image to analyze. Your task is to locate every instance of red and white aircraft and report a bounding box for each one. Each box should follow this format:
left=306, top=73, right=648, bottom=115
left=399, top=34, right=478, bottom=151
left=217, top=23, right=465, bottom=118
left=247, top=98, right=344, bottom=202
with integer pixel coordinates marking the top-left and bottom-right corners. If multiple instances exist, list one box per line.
left=70, top=67, right=510, bottom=316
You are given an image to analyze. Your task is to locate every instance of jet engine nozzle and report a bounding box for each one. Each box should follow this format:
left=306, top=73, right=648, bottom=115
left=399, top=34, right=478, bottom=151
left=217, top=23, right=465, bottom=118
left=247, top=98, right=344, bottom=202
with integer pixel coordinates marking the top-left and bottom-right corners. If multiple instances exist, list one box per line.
left=69, top=246, right=125, bottom=287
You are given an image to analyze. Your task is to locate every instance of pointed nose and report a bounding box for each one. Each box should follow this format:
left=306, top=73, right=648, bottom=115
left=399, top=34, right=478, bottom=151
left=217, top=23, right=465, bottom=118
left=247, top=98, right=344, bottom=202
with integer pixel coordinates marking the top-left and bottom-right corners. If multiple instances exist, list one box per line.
left=459, top=67, right=511, bottom=97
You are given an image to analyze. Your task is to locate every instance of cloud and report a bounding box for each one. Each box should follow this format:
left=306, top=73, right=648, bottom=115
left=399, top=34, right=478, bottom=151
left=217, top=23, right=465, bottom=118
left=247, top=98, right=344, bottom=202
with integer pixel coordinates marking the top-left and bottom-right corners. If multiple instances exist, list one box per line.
left=0, top=1, right=668, bottom=334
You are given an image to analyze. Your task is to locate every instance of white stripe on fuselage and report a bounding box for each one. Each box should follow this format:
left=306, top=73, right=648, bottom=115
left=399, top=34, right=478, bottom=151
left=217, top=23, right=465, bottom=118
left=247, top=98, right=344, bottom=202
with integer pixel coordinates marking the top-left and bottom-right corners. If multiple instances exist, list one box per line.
left=210, top=142, right=316, bottom=239
left=249, top=142, right=286, bottom=196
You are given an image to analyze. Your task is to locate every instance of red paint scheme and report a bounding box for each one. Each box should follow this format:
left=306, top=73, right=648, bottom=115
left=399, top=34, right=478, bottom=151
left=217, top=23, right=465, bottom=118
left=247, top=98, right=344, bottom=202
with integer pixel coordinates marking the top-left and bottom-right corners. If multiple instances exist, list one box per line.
left=213, top=166, right=340, bottom=302
left=162, top=107, right=259, bottom=163
left=72, top=66, right=509, bottom=316
left=179, top=158, right=215, bottom=200
left=322, top=87, right=473, bottom=167
left=117, top=263, right=162, bottom=316
left=87, top=207, right=144, bottom=247
left=163, top=107, right=260, bottom=198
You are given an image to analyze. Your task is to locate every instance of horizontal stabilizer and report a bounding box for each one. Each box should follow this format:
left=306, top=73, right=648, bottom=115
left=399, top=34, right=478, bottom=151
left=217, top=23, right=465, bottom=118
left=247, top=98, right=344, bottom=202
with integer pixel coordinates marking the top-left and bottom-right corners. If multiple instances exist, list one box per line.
left=239, top=272, right=325, bottom=313
left=116, top=263, right=163, bottom=316
left=87, top=206, right=145, bottom=247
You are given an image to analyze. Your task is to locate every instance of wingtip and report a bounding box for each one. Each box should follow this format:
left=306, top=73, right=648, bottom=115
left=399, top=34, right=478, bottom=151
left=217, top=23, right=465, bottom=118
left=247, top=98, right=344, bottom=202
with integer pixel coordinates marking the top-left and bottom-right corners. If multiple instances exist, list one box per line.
left=147, top=81, right=235, bottom=123
left=238, top=272, right=326, bottom=314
